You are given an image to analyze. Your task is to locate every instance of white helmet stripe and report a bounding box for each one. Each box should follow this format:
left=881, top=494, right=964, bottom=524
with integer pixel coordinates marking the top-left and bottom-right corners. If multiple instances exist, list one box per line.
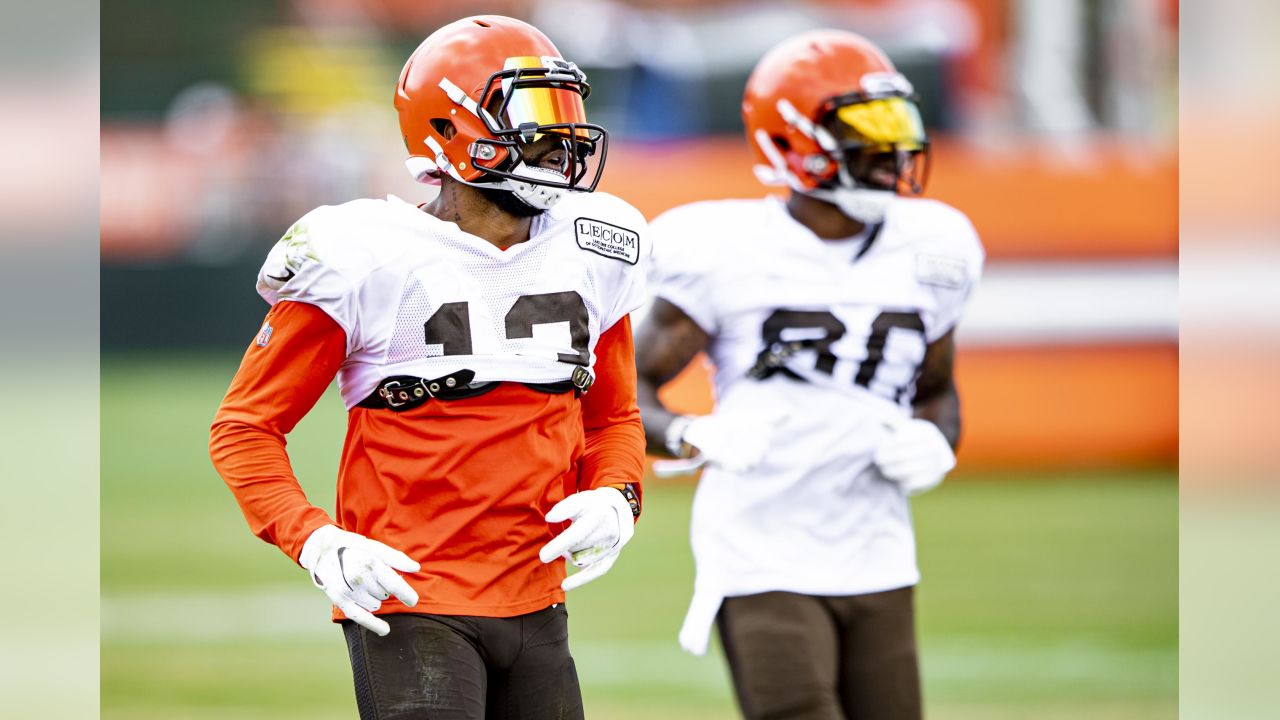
left=812, top=125, right=839, bottom=153
left=438, top=77, right=499, bottom=127
left=753, top=128, right=804, bottom=191
left=776, top=98, right=839, bottom=152
left=775, top=99, right=812, bottom=137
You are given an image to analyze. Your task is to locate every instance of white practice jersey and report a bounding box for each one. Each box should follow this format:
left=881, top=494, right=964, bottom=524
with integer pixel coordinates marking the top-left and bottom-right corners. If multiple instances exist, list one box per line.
left=257, top=191, right=649, bottom=408
left=650, top=195, right=983, bottom=654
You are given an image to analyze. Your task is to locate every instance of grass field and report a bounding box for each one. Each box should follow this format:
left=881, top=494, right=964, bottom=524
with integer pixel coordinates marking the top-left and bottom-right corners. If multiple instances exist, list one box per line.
left=102, top=355, right=1176, bottom=719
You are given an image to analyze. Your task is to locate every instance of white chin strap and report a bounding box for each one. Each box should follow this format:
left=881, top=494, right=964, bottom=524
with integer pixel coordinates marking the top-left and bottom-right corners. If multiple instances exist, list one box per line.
left=805, top=136, right=896, bottom=224
left=501, top=163, right=570, bottom=211
left=806, top=186, right=894, bottom=224
left=403, top=153, right=570, bottom=211
left=405, top=156, right=442, bottom=185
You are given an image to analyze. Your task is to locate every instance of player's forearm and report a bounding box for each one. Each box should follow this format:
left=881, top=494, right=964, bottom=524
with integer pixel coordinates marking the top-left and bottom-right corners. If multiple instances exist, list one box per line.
left=636, top=376, right=684, bottom=456
left=913, top=383, right=961, bottom=449
left=633, top=298, right=711, bottom=456
left=209, top=420, right=334, bottom=561
left=581, top=413, right=645, bottom=507
left=578, top=315, right=647, bottom=495
left=209, top=301, right=347, bottom=559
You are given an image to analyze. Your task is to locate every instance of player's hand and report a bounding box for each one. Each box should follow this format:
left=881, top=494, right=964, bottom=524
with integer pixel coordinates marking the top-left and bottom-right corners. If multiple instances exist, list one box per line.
left=680, top=412, right=777, bottom=474
left=874, top=417, right=956, bottom=495
left=539, top=487, right=635, bottom=591
left=298, top=525, right=421, bottom=637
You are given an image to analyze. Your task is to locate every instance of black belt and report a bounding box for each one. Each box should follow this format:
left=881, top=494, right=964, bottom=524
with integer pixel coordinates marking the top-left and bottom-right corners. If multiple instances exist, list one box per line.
left=357, top=367, right=593, bottom=412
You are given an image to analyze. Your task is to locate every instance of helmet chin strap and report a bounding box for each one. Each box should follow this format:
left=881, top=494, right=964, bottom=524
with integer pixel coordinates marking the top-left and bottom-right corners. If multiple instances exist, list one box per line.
left=804, top=151, right=895, bottom=223
left=805, top=186, right=893, bottom=224
left=500, top=163, right=570, bottom=211
left=415, top=129, right=577, bottom=210
left=407, top=156, right=571, bottom=211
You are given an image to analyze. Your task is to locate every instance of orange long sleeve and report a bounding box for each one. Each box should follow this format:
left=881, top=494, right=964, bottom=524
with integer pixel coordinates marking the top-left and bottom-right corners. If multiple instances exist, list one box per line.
left=209, top=301, right=347, bottom=563
left=578, top=316, right=645, bottom=513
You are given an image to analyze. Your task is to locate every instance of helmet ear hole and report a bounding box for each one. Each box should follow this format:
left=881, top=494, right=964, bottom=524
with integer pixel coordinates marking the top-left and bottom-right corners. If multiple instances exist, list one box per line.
left=430, top=118, right=456, bottom=140
left=772, top=135, right=791, bottom=152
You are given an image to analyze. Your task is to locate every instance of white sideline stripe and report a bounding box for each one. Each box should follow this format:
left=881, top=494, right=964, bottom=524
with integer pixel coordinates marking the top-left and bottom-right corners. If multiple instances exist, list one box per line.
left=1180, top=242, right=1280, bottom=328
left=102, top=589, right=1173, bottom=691
left=919, top=637, right=1175, bottom=692
left=961, top=261, right=1177, bottom=345
left=102, top=587, right=336, bottom=642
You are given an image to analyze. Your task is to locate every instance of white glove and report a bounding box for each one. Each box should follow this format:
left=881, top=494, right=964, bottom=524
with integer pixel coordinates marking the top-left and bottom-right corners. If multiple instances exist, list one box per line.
left=677, top=412, right=778, bottom=474
left=539, top=487, right=635, bottom=591
left=298, top=525, right=421, bottom=637
left=873, top=417, right=956, bottom=495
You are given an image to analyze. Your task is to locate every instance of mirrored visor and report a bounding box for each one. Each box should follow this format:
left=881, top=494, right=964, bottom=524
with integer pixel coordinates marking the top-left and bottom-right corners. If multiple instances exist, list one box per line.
left=832, top=97, right=926, bottom=151
left=496, top=56, right=591, bottom=140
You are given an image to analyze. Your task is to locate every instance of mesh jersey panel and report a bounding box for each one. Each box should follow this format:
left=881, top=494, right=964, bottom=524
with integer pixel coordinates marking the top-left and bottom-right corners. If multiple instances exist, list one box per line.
left=383, top=223, right=605, bottom=367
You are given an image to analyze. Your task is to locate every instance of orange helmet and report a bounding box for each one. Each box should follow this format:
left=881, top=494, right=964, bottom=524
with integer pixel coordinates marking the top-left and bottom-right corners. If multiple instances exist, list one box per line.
left=743, top=30, right=929, bottom=221
left=395, top=16, right=607, bottom=209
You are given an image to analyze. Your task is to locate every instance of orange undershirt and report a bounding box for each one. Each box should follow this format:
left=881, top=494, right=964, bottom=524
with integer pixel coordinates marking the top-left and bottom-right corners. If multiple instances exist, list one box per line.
left=210, top=300, right=644, bottom=618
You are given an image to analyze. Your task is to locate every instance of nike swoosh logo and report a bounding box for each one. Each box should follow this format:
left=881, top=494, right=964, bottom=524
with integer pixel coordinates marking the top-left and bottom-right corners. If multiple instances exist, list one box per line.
left=268, top=267, right=296, bottom=283
left=337, top=546, right=354, bottom=591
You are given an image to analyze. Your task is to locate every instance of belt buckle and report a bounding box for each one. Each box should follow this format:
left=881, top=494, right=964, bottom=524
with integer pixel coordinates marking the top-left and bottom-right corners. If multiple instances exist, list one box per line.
left=378, top=378, right=429, bottom=409
left=570, top=366, right=594, bottom=393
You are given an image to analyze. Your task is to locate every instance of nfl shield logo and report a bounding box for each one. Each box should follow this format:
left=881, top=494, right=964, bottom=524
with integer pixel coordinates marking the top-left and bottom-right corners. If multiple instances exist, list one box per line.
left=256, top=322, right=274, bottom=347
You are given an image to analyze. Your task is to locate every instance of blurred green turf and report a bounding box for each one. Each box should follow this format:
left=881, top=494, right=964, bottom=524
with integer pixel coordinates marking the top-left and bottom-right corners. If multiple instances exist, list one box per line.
left=102, top=355, right=1176, bottom=719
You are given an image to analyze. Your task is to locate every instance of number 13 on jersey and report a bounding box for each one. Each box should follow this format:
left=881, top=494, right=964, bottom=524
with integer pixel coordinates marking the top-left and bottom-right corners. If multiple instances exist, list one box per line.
left=423, top=291, right=591, bottom=366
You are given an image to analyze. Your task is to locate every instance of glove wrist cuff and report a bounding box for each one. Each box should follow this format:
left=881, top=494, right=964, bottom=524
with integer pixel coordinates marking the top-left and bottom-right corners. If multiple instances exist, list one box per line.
left=298, top=524, right=341, bottom=570
left=600, top=487, right=636, bottom=546
left=664, top=415, right=696, bottom=458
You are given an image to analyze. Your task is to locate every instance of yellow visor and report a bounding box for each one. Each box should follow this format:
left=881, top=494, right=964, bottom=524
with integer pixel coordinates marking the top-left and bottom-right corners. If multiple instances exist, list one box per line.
left=497, top=56, right=593, bottom=140
left=833, top=97, right=926, bottom=151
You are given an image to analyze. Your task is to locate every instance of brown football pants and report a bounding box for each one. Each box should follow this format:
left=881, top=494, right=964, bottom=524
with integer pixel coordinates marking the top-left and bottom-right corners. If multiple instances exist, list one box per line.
left=716, top=586, right=922, bottom=720
left=342, top=604, right=583, bottom=720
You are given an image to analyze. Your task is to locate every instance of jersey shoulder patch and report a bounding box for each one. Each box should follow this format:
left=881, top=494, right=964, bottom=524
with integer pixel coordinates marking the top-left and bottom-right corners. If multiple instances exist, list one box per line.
left=551, top=191, right=649, bottom=266
left=573, top=216, right=641, bottom=264
left=882, top=199, right=984, bottom=337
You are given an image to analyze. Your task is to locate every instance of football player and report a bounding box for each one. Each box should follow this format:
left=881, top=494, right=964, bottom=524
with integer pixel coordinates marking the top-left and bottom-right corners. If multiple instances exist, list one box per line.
left=209, top=16, right=646, bottom=720
left=636, top=30, right=984, bottom=720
